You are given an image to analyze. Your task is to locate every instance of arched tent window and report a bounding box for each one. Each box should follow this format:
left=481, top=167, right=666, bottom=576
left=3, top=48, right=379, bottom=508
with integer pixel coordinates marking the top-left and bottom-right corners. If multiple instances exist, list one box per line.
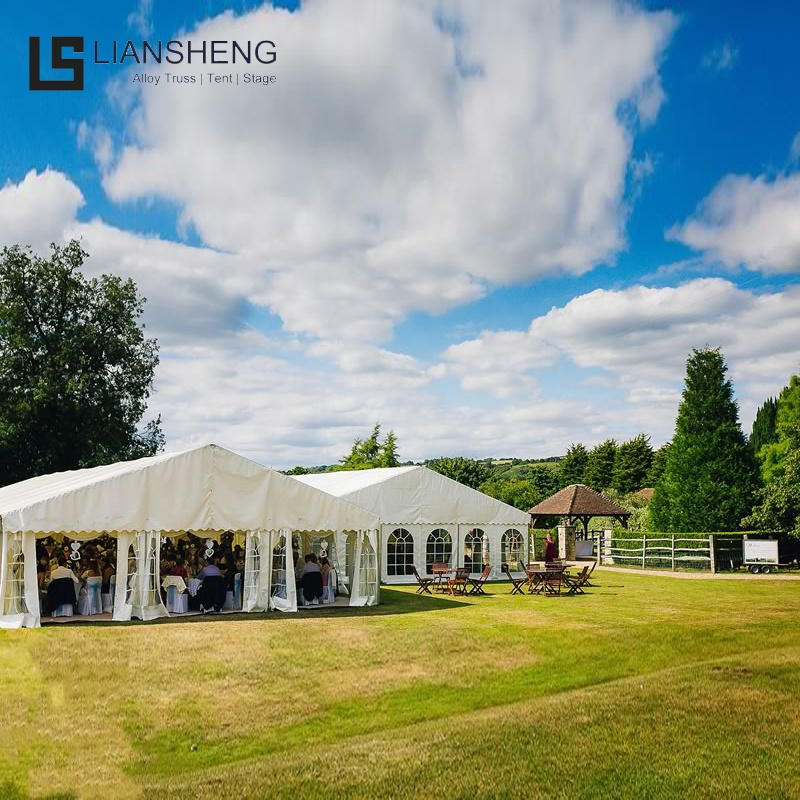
left=271, top=534, right=287, bottom=600
left=502, top=529, right=523, bottom=571
left=426, top=529, right=452, bottom=573
left=463, top=528, right=489, bottom=573
left=387, top=529, right=414, bottom=576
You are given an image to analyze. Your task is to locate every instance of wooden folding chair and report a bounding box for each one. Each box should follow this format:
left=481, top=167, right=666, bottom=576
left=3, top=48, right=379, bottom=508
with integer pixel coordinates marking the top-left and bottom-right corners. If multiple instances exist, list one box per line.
left=467, top=564, right=492, bottom=595
left=447, top=567, right=469, bottom=595
left=502, top=562, right=526, bottom=595
left=583, top=560, right=599, bottom=587
left=564, top=565, right=590, bottom=595
left=412, top=565, right=434, bottom=594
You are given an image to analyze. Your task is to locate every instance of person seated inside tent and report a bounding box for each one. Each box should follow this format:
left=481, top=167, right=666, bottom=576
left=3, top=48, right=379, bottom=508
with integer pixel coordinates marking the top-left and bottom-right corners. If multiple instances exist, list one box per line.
left=47, top=554, right=80, bottom=614
left=197, top=556, right=226, bottom=613
left=300, top=553, right=324, bottom=606
left=169, top=556, right=189, bottom=581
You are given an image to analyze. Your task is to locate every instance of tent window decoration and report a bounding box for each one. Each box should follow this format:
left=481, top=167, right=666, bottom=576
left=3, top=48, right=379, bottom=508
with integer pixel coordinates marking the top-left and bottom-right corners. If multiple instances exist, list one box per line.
left=387, top=528, right=414, bottom=576
left=426, top=528, right=452, bottom=573
left=464, top=528, right=489, bottom=573
left=502, top=529, right=523, bottom=571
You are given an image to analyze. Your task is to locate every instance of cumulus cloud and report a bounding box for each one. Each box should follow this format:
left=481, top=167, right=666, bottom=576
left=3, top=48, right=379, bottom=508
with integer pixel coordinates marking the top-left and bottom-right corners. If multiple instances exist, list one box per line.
left=0, top=170, right=84, bottom=252
left=101, top=0, right=675, bottom=345
left=670, top=171, right=800, bottom=272
left=441, top=278, right=800, bottom=443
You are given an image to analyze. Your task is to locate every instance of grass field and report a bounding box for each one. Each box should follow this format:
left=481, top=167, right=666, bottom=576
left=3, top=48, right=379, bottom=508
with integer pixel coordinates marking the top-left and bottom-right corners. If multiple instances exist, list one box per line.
left=2, top=573, right=799, bottom=799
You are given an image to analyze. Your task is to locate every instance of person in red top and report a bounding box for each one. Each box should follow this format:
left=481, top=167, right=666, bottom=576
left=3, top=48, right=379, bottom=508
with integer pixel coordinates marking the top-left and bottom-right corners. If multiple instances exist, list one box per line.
left=544, top=532, right=558, bottom=563
left=169, top=556, right=189, bottom=580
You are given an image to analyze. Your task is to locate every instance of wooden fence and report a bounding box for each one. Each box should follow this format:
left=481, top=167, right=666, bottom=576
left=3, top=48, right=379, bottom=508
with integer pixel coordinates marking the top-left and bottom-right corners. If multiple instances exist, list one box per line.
left=596, top=531, right=716, bottom=572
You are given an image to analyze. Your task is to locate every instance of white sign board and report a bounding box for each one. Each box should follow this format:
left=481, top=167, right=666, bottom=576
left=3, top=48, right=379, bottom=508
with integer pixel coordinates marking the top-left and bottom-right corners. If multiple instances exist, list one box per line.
left=743, top=539, right=779, bottom=565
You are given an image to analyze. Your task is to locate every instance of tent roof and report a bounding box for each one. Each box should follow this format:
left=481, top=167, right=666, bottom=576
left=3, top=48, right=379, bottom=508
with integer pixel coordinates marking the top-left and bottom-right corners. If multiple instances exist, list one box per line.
left=528, top=484, right=630, bottom=518
left=0, top=444, right=379, bottom=536
left=295, top=466, right=530, bottom=525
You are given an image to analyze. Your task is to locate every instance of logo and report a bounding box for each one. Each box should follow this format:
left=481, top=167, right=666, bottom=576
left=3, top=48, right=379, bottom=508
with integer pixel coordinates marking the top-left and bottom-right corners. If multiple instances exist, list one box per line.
left=29, top=36, right=84, bottom=90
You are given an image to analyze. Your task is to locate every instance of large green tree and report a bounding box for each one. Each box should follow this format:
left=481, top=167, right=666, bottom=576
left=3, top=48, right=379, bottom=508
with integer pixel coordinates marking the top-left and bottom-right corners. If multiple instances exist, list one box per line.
left=584, top=439, right=617, bottom=492
left=0, top=241, right=163, bottom=485
left=336, top=423, right=400, bottom=470
left=649, top=348, right=759, bottom=532
left=743, top=424, right=800, bottom=537
left=757, top=375, right=800, bottom=483
left=647, top=442, right=671, bottom=486
left=559, top=443, right=589, bottom=485
left=427, top=456, right=491, bottom=490
left=750, top=395, right=779, bottom=455
left=612, top=434, right=653, bottom=495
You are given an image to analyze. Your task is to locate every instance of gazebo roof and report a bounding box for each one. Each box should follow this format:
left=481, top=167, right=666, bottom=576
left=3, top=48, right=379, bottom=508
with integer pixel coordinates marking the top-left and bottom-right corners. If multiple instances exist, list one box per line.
left=528, top=484, right=630, bottom=518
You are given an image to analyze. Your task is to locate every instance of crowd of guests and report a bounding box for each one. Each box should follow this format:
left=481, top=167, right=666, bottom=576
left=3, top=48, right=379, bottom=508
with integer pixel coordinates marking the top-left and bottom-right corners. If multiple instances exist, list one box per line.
left=36, top=532, right=338, bottom=617
left=159, top=532, right=244, bottom=613
left=293, top=547, right=337, bottom=605
left=36, top=535, right=116, bottom=615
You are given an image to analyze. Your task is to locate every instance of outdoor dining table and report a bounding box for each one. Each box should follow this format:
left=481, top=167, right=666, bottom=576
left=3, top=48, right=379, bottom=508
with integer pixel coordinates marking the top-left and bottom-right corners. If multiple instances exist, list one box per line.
left=530, top=566, right=570, bottom=595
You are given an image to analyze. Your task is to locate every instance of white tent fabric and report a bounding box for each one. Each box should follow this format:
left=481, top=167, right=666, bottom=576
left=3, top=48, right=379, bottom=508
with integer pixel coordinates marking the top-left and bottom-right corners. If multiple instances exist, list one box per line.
left=295, top=466, right=530, bottom=526
left=0, top=444, right=379, bottom=627
left=0, top=444, right=380, bottom=536
left=295, top=466, right=529, bottom=583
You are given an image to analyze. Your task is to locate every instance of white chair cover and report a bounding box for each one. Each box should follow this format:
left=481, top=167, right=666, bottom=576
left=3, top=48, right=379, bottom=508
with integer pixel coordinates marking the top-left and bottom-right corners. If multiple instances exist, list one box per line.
left=52, top=603, right=74, bottom=618
left=323, top=568, right=337, bottom=603
left=79, top=576, right=103, bottom=616
left=101, top=575, right=116, bottom=613
left=187, top=578, right=201, bottom=597
left=161, top=576, right=189, bottom=614
left=223, top=573, right=243, bottom=610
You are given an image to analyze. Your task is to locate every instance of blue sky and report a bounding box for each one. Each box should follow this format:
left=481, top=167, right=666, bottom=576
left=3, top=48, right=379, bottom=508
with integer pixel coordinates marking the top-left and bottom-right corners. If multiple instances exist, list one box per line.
left=1, top=1, right=799, bottom=466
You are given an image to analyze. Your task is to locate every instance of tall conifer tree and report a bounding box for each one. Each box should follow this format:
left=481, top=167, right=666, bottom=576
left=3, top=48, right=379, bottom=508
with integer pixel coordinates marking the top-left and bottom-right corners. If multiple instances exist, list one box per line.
left=559, top=443, right=589, bottom=485
left=584, top=439, right=617, bottom=491
left=650, top=348, right=759, bottom=532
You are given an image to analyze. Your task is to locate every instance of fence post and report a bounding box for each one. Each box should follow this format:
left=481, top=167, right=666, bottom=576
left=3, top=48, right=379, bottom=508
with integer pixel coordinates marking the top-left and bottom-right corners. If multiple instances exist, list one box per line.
left=596, top=533, right=601, bottom=566
left=709, top=534, right=716, bottom=574
left=671, top=534, right=675, bottom=571
left=642, top=534, right=647, bottom=568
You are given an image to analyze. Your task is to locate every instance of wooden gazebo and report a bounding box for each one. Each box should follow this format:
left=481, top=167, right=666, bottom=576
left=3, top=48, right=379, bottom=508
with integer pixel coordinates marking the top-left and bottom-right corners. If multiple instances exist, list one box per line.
left=528, top=484, right=630, bottom=536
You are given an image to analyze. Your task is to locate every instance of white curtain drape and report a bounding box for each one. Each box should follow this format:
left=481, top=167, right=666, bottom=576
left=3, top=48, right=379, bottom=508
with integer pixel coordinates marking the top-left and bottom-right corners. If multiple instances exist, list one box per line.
left=269, top=529, right=296, bottom=613
left=113, top=532, right=132, bottom=621
left=243, top=529, right=269, bottom=612
left=0, top=527, right=39, bottom=628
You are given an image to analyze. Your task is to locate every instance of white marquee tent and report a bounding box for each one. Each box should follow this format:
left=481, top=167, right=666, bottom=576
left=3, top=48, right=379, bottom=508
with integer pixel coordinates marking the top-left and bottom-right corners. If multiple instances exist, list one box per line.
left=0, top=444, right=380, bottom=628
left=295, top=466, right=530, bottom=584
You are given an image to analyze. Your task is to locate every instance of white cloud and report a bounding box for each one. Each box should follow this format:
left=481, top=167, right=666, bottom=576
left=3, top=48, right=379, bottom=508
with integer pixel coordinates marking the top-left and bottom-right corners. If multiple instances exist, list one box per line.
left=440, top=278, right=800, bottom=444
left=101, top=0, right=675, bottom=346
left=0, top=169, right=84, bottom=252
left=790, top=131, right=800, bottom=164
left=128, top=0, right=153, bottom=37
left=670, top=171, right=800, bottom=272
left=702, top=42, right=739, bottom=71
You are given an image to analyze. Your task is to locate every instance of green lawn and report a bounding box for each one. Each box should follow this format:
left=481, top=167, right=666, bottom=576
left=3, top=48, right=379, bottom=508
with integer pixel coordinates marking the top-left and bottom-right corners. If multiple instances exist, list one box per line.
left=2, top=574, right=799, bottom=799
